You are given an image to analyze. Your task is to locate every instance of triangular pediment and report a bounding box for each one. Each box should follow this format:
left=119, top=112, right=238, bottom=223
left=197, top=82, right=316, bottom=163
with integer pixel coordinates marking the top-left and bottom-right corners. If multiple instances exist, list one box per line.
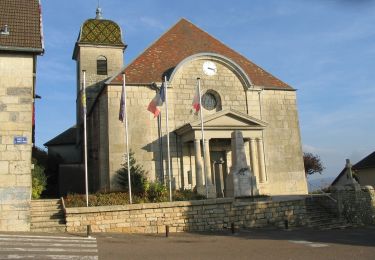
left=175, top=109, right=267, bottom=135
left=192, top=109, right=266, bottom=128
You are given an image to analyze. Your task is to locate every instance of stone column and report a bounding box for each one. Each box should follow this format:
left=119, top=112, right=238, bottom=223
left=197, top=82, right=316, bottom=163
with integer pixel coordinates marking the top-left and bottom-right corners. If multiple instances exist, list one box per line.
left=249, top=138, right=259, bottom=178
left=194, top=139, right=203, bottom=187
left=203, top=139, right=213, bottom=185
left=256, top=138, right=266, bottom=183
left=215, top=159, right=225, bottom=197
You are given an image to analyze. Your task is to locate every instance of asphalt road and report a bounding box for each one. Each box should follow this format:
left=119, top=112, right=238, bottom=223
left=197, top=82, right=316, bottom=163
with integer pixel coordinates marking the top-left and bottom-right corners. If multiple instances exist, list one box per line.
left=1, top=227, right=374, bottom=259
left=95, top=227, right=375, bottom=260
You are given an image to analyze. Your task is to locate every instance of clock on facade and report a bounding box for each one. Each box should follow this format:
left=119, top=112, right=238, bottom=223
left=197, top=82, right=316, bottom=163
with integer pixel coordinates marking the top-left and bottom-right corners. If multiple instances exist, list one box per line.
left=202, top=61, right=217, bottom=76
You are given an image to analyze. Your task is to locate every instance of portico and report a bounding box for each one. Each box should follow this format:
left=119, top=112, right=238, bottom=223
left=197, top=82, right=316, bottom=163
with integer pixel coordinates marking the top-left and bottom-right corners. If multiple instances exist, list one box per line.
left=175, top=109, right=268, bottom=197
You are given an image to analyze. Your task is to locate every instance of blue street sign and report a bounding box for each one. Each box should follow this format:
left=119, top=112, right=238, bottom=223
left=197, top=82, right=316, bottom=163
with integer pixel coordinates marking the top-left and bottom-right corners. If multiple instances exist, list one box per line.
left=14, top=136, right=27, bottom=145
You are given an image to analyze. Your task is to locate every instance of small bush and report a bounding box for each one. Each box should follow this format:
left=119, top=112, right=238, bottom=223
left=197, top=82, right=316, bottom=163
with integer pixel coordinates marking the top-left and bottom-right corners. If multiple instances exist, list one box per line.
left=64, top=192, right=130, bottom=207
left=146, top=182, right=169, bottom=202
left=64, top=188, right=208, bottom=207
left=173, top=189, right=206, bottom=201
left=31, top=158, right=47, bottom=199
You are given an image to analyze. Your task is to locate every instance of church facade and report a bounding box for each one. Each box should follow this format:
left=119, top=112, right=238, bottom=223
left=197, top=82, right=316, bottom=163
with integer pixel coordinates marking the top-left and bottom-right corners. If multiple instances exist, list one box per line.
left=48, top=11, right=307, bottom=197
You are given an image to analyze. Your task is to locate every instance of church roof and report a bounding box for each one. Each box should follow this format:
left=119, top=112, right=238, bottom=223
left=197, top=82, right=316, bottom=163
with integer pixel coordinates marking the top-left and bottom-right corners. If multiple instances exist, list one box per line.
left=44, top=126, right=77, bottom=146
left=77, top=19, right=125, bottom=47
left=331, top=151, right=375, bottom=186
left=73, top=16, right=125, bottom=59
left=110, top=18, right=291, bottom=89
left=0, top=0, right=43, bottom=53
left=353, top=151, right=375, bottom=170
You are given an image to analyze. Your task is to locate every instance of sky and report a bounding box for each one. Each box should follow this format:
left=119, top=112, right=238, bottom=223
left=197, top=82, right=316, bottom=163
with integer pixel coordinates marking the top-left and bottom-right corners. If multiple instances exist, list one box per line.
left=36, top=0, right=375, bottom=183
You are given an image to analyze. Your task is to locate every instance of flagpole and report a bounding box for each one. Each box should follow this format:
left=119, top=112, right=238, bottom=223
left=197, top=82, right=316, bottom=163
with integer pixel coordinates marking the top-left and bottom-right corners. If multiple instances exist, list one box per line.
left=197, top=78, right=208, bottom=198
left=164, top=76, right=172, bottom=202
left=82, top=70, right=89, bottom=207
left=123, top=74, right=133, bottom=204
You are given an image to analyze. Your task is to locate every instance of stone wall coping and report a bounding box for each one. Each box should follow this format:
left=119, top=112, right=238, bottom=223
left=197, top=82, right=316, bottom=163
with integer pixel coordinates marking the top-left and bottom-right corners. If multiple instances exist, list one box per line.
left=65, top=198, right=234, bottom=214
left=233, top=199, right=303, bottom=207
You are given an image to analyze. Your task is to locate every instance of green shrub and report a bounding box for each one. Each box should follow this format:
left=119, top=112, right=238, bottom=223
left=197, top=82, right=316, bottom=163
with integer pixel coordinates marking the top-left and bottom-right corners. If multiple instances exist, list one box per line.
left=146, top=182, right=168, bottom=202
left=31, top=158, right=47, bottom=199
left=64, top=192, right=131, bottom=207
left=64, top=187, right=208, bottom=207
left=173, top=189, right=206, bottom=201
left=116, top=151, right=148, bottom=195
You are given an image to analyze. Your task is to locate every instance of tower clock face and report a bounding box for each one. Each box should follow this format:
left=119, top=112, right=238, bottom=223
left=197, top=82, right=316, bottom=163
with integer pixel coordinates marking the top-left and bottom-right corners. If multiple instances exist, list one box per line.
left=203, top=61, right=217, bottom=76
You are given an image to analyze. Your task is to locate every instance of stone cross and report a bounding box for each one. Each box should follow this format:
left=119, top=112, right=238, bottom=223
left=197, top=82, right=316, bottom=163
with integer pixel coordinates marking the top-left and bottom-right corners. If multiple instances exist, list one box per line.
left=335, top=159, right=361, bottom=191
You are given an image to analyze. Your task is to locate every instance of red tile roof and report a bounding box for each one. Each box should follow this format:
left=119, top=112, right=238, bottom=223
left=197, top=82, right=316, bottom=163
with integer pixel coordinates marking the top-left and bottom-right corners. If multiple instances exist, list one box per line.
left=111, top=18, right=291, bottom=89
left=0, top=0, right=43, bottom=53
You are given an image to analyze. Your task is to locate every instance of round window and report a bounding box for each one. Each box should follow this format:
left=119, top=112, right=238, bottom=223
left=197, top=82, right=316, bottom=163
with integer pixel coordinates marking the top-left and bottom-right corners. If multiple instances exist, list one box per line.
left=202, top=92, right=217, bottom=110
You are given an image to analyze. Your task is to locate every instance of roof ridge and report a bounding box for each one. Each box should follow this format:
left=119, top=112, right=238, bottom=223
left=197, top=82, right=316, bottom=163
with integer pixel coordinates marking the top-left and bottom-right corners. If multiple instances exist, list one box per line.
left=111, top=18, right=291, bottom=89
left=124, top=18, right=188, bottom=73
left=176, top=19, right=291, bottom=88
left=354, top=151, right=375, bottom=169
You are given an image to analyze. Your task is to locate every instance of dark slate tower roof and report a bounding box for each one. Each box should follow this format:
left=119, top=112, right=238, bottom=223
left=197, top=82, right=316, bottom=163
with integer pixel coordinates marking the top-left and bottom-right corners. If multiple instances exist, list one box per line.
left=110, top=18, right=291, bottom=90
left=354, top=151, right=375, bottom=170
left=73, top=8, right=125, bottom=59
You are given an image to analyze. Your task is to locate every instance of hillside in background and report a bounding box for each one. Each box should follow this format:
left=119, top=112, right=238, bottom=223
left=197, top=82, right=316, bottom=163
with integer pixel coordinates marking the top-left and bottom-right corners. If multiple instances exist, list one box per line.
left=307, top=177, right=335, bottom=193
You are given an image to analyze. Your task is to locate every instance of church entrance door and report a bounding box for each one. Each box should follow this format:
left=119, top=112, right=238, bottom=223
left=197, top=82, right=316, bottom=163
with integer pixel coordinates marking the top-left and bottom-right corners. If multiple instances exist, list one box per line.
left=210, top=151, right=227, bottom=197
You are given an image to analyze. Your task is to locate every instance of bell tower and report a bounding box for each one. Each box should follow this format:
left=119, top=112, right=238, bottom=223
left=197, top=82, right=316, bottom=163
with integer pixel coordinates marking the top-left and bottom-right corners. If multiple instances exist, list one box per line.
left=72, top=7, right=126, bottom=125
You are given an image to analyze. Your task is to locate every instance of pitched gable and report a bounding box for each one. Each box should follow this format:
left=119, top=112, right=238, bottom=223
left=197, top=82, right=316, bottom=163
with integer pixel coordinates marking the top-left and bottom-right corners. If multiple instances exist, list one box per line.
left=354, top=151, right=375, bottom=170
left=111, top=18, right=291, bottom=89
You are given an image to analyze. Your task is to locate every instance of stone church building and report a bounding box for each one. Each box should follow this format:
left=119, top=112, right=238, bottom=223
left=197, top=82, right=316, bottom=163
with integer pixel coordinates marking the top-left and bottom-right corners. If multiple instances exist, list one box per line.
left=46, top=9, right=307, bottom=197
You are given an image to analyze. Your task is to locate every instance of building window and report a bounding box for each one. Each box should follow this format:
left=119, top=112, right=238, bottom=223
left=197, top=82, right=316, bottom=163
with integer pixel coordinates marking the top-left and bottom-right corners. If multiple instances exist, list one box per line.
left=97, top=56, right=107, bottom=75
left=202, top=90, right=221, bottom=111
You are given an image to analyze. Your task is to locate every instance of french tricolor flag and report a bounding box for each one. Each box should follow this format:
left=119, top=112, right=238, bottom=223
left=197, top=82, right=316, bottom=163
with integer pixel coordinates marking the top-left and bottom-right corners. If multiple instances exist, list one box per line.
left=192, top=84, right=200, bottom=112
left=147, top=83, right=165, bottom=117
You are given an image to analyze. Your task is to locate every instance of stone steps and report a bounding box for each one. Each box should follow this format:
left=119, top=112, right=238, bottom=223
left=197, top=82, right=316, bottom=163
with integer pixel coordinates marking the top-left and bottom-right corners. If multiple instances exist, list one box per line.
left=305, top=198, right=351, bottom=230
left=30, top=199, right=66, bottom=233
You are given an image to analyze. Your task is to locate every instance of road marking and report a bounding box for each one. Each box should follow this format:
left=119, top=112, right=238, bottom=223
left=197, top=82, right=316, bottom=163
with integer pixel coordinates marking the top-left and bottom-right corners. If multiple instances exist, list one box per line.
left=289, top=240, right=329, bottom=248
left=0, top=234, right=95, bottom=240
left=0, top=234, right=98, bottom=260
left=0, top=238, right=96, bottom=243
left=0, top=248, right=97, bottom=253
left=289, top=240, right=312, bottom=244
left=0, top=255, right=98, bottom=260
left=0, top=242, right=97, bottom=248
left=309, top=243, right=329, bottom=248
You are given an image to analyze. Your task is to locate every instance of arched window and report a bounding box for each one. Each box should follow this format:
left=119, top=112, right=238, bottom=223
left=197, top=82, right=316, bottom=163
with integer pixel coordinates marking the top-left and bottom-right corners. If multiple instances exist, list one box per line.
left=202, top=90, right=222, bottom=111
left=97, top=56, right=107, bottom=75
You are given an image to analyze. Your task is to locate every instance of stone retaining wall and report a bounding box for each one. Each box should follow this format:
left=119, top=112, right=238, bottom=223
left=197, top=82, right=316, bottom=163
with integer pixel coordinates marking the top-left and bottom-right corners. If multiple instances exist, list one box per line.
left=65, top=198, right=307, bottom=233
left=332, top=186, right=375, bottom=225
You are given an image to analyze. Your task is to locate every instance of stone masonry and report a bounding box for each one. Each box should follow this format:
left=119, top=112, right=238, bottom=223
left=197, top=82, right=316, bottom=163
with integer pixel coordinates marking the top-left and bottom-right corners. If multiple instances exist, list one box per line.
left=0, top=53, right=34, bottom=231
left=65, top=198, right=307, bottom=233
left=333, top=186, right=375, bottom=225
